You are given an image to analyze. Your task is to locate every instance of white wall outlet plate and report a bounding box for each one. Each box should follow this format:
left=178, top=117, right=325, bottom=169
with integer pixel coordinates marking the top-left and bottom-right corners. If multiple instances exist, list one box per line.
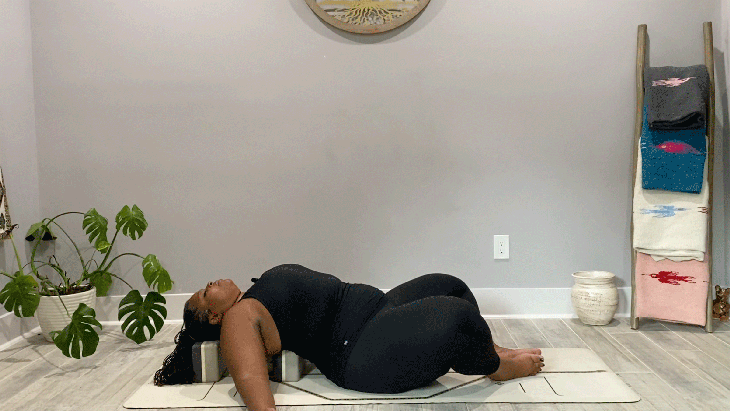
left=494, top=235, right=509, bottom=260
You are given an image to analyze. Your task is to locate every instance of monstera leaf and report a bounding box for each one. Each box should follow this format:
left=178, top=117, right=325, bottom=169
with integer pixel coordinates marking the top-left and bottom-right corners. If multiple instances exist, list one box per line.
left=24, top=221, right=56, bottom=241
left=118, top=290, right=167, bottom=344
left=0, top=272, right=40, bottom=317
left=88, top=269, right=113, bottom=297
left=142, top=255, right=173, bottom=294
left=115, top=205, right=147, bottom=240
left=49, top=303, right=103, bottom=359
left=83, top=209, right=110, bottom=254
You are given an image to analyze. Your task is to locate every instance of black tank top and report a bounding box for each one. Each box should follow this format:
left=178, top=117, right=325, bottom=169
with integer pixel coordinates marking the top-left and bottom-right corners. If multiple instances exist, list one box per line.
left=241, top=264, right=387, bottom=384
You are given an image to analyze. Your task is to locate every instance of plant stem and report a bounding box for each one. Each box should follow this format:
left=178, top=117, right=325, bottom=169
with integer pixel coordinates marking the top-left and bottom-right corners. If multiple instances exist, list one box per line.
left=85, top=259, right=99, bottom=273
left=85, top=249, right=98, bottom=272
left=49, top=255, right=70, bottom=289
left=29, top=212, right=84, bottom=280
left=98, top=271, right=134, bottom=290
left=96, top=228, right=120, bottom=273
left=30, top=260, right=57, bottom=272
left=9, top=234, right=24, bottom=274
left=99, top=252, right=143, bottom=291
left=49, top=219, right=88, bottom=278
left=28, top=219, right=47, bottom=276
left=102, top=252, right=143, bottom=272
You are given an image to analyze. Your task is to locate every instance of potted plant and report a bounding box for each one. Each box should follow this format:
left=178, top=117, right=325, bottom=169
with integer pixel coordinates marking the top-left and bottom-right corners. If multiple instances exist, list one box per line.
left=0, top=205, right=173, bottom=359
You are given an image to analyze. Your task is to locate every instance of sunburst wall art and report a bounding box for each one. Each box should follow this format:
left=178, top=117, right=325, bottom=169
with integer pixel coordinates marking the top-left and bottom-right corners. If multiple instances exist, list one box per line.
left=304, top=0, right=431, bottom=34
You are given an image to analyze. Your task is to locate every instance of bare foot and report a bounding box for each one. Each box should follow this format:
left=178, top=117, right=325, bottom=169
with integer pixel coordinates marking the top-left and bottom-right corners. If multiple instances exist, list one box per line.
left=494, top=343, right=542, bottom=358
left=487, top=352, right=544, bottom=381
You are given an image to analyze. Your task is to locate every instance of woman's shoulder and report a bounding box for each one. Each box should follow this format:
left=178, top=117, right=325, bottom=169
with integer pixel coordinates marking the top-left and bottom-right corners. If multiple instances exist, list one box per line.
left=219, top=300, right=264, bottom=345
left=224, top=297, right=282, bottom=356
left=229, top=297, right=264, bottom=320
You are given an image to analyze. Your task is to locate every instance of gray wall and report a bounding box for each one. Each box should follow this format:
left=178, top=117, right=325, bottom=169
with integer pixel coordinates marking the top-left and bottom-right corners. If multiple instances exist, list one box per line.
left=0, top=1, right=41, bottom=289
left=1, top=1, right=727, bottom=308
left=0, top=0, right=42, bottom=342
left=722, top=0, right=730, bottom=290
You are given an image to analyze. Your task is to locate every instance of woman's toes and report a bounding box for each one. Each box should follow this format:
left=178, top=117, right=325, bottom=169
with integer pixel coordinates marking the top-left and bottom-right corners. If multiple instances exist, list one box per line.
left=489, top=353, right=546, bottom=381
left=498, top=347, right=543, bottom=358
left=528, top=354, right=544, bottom=372
left=520, top=348, right=542, bottom=357
left=527, top=354, right=545, bottom=370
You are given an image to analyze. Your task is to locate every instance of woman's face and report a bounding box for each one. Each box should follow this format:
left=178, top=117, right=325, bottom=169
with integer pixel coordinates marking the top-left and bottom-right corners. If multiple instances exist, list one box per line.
left=189, top=279, right=242, bottom=324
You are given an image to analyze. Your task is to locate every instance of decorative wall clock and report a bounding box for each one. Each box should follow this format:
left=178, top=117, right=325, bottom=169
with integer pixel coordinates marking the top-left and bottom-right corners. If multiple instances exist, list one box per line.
left=304, top=0, right=431, bottom=34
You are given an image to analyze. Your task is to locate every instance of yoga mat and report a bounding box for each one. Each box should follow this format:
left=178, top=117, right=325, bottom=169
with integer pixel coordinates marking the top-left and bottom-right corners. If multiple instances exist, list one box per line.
left=124, top=348, right=640, bottom=407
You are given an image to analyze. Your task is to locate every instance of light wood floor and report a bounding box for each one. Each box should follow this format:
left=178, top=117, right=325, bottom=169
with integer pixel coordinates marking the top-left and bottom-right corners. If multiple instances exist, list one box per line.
left=2, top=317, right=730, bottom=411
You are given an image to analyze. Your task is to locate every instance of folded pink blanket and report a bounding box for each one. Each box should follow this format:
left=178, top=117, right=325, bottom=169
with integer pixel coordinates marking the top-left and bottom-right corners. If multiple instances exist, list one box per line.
left=635, top=252, right=709, bottom=326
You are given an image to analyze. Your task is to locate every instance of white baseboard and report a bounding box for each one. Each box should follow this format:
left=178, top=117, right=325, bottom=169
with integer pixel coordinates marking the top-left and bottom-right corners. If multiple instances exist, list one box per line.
left=472, top=287, right=631, bottom=319
left=0, top=287, right=630, bottom=351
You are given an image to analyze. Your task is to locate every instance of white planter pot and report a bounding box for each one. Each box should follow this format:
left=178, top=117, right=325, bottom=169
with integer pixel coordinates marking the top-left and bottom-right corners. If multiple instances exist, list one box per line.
left=571, top=271, right=618, bottom=326
left=35, top=287, right=97, bottom=342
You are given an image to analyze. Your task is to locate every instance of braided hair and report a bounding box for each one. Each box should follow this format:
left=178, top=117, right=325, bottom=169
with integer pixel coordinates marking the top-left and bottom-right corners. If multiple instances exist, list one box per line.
left=153, top=299, right=222, bottom=386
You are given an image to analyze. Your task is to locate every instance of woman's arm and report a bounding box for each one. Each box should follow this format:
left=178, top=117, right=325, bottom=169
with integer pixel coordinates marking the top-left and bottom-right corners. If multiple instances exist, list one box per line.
left=220, top=307, right=276, bottom=411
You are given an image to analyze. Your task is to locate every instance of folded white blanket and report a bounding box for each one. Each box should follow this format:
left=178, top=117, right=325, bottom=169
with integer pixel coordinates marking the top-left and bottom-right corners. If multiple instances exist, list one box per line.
left=633, top=139, right=708, bottom=261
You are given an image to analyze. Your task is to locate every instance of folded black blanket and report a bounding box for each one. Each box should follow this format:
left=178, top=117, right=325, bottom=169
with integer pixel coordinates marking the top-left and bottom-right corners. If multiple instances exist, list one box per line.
left=645, top=65, right=709, bottom=130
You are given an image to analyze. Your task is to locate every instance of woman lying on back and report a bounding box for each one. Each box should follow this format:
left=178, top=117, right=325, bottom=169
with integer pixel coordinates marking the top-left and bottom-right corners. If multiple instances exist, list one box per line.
left=154, top=264, right=544, bottom=411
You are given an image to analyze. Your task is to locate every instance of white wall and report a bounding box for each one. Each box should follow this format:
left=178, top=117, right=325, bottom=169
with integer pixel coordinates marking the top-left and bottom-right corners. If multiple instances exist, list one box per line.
left=0, top=0, right=42, bottom=344
left=1, top=1, right=728, bottom=344
left=721, top=0, right=730, bottom=290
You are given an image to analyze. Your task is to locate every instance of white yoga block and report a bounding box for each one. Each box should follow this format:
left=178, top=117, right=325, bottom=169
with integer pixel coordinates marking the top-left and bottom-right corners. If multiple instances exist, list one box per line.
left=191, top=341, right=226, bottom=383
left=270, top=350, right=307, bottom=382
left=192, top=341, right=306, bottom=383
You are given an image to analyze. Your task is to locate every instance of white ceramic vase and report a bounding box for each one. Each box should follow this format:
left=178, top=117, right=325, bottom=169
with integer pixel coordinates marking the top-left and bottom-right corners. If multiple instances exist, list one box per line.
left=571, top=271, right=618, bottom=325
left=35, top=287, right=97, bottom=342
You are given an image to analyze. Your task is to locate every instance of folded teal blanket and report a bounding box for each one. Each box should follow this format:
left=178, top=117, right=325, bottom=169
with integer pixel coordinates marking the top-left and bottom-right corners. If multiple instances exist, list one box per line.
left=640, top=102, right=706, bottom=194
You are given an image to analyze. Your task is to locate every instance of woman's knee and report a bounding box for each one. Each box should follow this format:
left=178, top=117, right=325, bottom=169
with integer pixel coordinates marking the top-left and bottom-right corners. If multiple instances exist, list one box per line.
left=423, top=273, right=469, bottom=290
left=424, top=296, right=480, bottom=331
left=430, top=274, right=478, bottom=308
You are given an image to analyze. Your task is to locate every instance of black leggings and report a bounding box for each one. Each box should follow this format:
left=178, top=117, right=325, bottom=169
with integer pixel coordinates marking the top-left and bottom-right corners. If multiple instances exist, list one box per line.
left=340, top=273, right=500, bottom=393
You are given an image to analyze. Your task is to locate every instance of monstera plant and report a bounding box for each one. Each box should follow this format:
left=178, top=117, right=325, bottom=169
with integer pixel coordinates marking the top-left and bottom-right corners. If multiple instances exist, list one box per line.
left=0, top=205, right=173, bottom=359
